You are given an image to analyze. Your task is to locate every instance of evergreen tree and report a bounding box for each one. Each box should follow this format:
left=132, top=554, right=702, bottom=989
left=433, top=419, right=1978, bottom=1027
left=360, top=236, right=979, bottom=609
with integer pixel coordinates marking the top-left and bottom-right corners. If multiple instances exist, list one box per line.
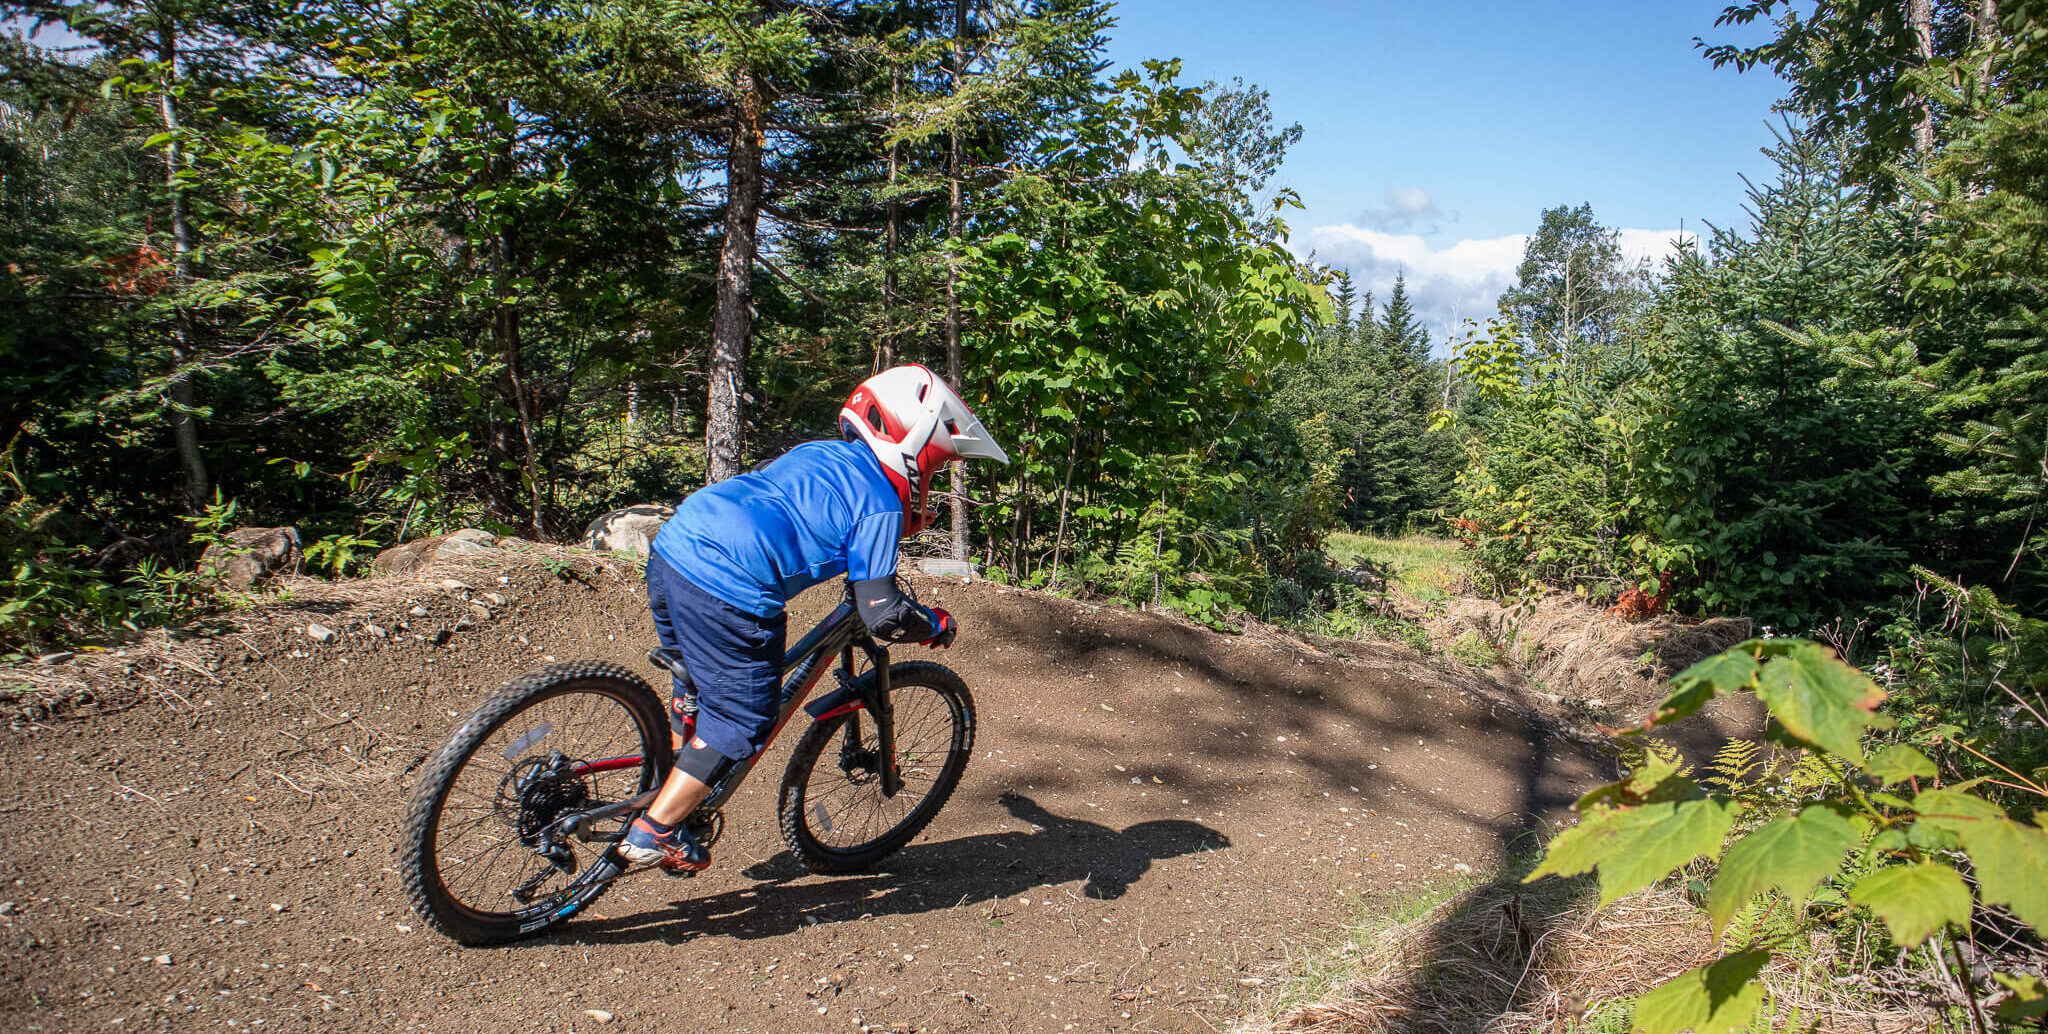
left=1636, top=131, right=1936, bottom=625
left=1330, top=269, right=1358, bottom=339
left=1377, top=273, right=1428, bottom=360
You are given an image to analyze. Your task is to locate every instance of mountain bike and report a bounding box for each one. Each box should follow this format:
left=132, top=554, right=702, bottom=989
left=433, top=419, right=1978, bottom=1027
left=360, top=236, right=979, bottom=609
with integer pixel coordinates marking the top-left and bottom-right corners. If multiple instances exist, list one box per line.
left=397, top=585, right=977, bottom=945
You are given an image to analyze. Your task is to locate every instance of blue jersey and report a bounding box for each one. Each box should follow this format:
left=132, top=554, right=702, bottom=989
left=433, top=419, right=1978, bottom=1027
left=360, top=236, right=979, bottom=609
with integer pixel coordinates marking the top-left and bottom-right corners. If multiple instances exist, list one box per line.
left=650, top=440, right=904, bottom=617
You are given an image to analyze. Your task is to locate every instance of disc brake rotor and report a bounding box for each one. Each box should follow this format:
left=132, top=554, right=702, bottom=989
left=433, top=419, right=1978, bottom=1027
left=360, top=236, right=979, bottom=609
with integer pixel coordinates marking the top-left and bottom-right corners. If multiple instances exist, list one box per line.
left=495, top=751, right=593, bottom=849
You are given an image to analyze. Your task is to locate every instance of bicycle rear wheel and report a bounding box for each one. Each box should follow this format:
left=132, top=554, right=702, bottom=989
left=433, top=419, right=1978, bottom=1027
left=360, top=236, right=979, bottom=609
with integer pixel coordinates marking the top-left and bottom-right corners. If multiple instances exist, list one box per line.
left=399, top=661, right=672, bottom=945
left=777, top=661, right=975, bottom=873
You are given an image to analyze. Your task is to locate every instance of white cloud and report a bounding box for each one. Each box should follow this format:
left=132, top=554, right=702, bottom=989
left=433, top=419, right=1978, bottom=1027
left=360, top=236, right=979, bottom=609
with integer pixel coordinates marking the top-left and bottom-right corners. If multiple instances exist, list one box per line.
left=1299, top=223, right=1698, bottom=346
left=1615, top=227, right=1701, bottom=269
left=1356, top=187, right=1446, bottom=233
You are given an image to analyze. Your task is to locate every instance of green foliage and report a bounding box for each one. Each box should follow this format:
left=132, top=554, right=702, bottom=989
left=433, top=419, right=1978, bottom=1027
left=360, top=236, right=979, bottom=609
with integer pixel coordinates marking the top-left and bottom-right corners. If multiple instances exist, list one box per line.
left=961, top=59, right=1328, bottom=603
left=1530, top=637, right=2048, bottom=1030
left=1261, top=275, right=1457, bottom=536
left=0, top=472, right=223, bottom=655
left=1629, top=950, right=1769, bottom=1034
left=1439, top=313, right=1648, bottom=596
left=1706, top=806, right=1858, bottom=934
left=302, top=533, right=380, bottom=579
left=1496, top=202, right=1650, bottom=360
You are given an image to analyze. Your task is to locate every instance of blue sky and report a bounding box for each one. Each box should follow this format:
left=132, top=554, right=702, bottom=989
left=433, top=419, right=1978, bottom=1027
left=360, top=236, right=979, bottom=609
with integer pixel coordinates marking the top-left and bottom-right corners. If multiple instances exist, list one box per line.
left=1099, top=0, right=1791, bottom=336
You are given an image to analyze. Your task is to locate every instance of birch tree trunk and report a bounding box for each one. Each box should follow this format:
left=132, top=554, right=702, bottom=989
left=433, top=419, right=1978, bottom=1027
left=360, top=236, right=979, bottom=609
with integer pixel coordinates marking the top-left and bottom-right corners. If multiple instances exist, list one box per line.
left=882, top=67, right=901, bottom=371
left=945, top=0, right=971, bottom=561
left=1978, top=0, right=1999, bottom=80
left=157, top=25, right=209, bottom=513
left=707, top=69, right=765, bottom=483
left=1910, top=0, right=1936, bottom=152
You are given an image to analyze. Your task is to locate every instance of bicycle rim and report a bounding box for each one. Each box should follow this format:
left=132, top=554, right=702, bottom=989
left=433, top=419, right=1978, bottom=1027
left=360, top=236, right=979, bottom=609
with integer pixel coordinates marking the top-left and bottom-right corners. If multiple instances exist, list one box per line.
left=427, top=683, right=658, bottom=925
left=798, top=681, right=965, bottom=851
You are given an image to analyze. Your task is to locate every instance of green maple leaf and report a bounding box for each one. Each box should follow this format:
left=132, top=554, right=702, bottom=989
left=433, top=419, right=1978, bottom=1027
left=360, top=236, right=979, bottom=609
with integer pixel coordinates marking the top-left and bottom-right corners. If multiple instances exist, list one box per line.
left=1994, top=973, right=2048, bottom=1024
left=1909, top=787, right=2003, bottom=852
left=1849, top=863, right=1972, bottom=946
left=1911, top=788, right=2048, bottom=932
left=1863, top=744, right=1937, bottom=786
left=1708, top=806, right=1859, bottom=934
left=1656, top=649, right=1761, bottom=725
left=1958, top=816, right=2048, bottom=933
left=1753, top=641, right=1890, bottom=762
left=1528, top=797, right=1737, bottom=906
left=1631, top=951, right=1769, bottom=1034
left=1578, top=752, right=1702, bottom=810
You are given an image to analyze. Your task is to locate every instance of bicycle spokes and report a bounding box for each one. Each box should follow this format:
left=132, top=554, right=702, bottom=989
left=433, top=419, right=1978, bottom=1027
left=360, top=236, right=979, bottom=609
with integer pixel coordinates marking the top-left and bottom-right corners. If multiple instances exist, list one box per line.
left=798, top=683, right=954, bottom=848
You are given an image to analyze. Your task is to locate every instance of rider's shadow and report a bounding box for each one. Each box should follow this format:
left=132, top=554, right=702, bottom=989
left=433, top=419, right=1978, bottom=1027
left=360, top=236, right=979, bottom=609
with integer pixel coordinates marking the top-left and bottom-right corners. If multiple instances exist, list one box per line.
left=571, top=791, right=1229, bottom=945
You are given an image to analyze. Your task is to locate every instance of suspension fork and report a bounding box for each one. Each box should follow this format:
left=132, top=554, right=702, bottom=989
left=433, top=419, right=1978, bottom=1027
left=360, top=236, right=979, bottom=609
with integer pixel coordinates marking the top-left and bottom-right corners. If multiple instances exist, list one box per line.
left=844, top=641, right=903, bottom=799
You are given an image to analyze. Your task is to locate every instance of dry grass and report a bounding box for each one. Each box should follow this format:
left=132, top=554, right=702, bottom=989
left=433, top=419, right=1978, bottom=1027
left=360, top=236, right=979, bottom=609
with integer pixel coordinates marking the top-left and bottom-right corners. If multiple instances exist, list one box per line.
left=1428, top=592, right=1753, bottom=721
left=1235, top=872, right=1933, bottom=1034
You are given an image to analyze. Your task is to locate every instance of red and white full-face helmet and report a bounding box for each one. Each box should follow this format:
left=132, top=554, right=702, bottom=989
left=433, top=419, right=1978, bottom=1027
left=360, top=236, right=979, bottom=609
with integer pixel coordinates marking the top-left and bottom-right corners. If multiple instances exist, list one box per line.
left=840, top=364, right=1009, bottom=537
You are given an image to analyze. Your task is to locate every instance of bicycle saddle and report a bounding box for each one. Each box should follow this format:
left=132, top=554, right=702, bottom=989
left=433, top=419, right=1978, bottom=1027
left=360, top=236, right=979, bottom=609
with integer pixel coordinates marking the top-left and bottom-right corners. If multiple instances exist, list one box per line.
left=647, top=647, right=694, bottom=687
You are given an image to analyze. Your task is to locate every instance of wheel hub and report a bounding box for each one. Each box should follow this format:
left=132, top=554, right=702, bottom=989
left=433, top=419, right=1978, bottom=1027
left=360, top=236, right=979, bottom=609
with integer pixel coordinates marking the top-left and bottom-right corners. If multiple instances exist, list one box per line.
left=498, top=751, right=593, bottom=848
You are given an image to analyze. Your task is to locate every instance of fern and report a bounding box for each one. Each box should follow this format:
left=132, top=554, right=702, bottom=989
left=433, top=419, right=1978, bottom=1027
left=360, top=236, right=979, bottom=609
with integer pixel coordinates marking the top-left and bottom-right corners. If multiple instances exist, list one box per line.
left=1703, top=739, right=1762, bottom=793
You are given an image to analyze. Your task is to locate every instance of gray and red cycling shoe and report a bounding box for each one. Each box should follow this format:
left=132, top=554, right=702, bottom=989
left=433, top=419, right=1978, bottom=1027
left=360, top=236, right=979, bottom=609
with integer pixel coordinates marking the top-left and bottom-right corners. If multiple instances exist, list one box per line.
left=617, top=815, right=710, bottom=874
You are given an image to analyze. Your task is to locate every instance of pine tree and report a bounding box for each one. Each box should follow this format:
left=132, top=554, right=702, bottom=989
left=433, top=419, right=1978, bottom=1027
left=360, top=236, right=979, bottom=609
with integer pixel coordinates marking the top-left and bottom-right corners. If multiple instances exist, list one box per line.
left=1377, top=273, right=1428, bottom=360
left=1331, top=270, right=1358, bottom=339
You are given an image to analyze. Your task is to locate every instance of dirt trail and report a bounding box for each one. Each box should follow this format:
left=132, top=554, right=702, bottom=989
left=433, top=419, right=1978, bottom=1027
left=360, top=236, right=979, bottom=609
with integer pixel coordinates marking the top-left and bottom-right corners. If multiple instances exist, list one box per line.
left=0, top=549, right=1610, bottom=1033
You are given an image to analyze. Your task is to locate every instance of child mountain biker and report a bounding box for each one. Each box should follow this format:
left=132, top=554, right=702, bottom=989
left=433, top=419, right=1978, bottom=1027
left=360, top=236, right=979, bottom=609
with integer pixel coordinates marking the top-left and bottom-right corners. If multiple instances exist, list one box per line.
left=618, top=364, right=1009, bottom=873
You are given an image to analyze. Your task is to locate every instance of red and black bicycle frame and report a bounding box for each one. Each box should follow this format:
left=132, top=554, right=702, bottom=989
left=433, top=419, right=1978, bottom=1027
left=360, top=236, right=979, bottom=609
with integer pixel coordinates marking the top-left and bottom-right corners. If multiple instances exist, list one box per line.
left=566, top=585, right=903, bottom=819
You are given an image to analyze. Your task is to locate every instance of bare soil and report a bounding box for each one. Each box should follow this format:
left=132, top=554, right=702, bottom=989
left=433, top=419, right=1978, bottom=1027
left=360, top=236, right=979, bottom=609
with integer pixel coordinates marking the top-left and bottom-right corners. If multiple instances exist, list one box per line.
left=0, top=548, right=1610, bottom=1033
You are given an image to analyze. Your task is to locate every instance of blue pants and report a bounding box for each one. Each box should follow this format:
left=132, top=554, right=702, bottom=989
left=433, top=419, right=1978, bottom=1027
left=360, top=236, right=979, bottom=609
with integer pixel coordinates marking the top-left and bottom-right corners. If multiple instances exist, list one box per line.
left=645, top=551, right=787, bottom=762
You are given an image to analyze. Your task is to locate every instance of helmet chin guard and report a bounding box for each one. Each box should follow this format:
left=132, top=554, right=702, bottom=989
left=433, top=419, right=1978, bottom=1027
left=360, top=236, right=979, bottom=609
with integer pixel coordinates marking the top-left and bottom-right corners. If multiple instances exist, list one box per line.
left=840, top=364, right=1008, bottom=536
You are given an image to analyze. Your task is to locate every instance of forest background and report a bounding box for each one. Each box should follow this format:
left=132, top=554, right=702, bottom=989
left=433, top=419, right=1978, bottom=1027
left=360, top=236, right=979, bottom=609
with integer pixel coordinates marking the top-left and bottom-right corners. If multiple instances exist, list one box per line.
left=8, top=1, right=2048, bottom=1028
left=7, top=0, right=2048, bottom=641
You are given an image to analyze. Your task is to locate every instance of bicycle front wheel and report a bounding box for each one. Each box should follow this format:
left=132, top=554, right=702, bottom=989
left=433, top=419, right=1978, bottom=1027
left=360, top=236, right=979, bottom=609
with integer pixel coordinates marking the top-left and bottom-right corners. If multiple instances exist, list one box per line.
left=399, top=661, right=672, bottom=945
left=778, top=661, right=975, bottom=873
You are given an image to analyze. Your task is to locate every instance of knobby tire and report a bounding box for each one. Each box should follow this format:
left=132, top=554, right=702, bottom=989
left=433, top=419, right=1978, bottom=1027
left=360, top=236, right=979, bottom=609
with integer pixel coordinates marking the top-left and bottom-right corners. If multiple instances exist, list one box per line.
left=778, top=661, right=975, bottom=873
left=399, top=662, right=671, bottom=945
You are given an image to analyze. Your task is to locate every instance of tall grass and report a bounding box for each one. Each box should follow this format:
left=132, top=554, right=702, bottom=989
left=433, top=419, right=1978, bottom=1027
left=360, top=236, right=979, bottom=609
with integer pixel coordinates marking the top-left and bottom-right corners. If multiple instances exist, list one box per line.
left=1323, top=533, right=1465, bottom=603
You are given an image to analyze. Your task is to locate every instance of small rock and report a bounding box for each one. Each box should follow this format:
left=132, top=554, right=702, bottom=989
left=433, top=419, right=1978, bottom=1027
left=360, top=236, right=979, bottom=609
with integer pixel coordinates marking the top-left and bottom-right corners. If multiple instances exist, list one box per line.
left=483, top=592, right=508, bottom=607
left=582, top=504, right=672, bottom=556
left=306, top=623, right=338, bottom=644
left=409, top=605, right=429, bottom=618
left=434, top=537, right=492, bottom=561
left=36, top=652, right=74, bottom=666
left=0, top=901, right=14, bottom=915
left=198, top=526, right=302, bottom=588
left=1453, top=862, right=1473, bottom=874
left=269, top=903, right=285, bottom=913
left=583, top=1010, right=614, bottom=1025
left=152, top=954, right=172, bottom=966
left=445, top=528, right=497, bottom=547
left=468, top=602, right=492, bottom=620
left=364, top=624, right=387, bottom=639
left=438, top=579, right=471, bottom=592
left=427, top=628, right=451, bottom=646
left=916, top=557, right=977, bottom=581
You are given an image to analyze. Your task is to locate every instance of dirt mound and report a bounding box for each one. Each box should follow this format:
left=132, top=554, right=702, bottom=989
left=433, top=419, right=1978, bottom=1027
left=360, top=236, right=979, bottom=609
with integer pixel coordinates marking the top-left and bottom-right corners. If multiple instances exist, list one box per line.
left=0, top=546, right=1610, bottom=1033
